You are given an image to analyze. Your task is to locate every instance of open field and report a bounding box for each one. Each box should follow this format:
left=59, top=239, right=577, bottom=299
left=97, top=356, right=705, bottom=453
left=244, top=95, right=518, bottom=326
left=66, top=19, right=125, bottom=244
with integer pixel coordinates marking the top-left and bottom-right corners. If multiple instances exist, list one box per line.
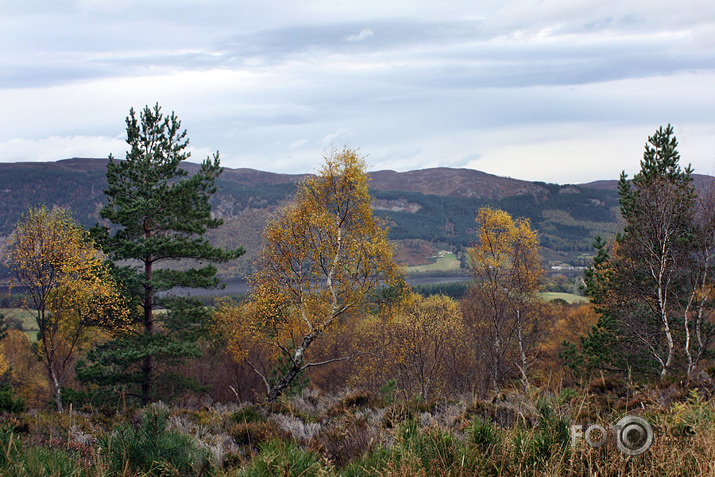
left=540, top=292, right=589, bottom=304
left=1, top=307, right=37, bottom=340
left=405, top=252, right=462, bottom=274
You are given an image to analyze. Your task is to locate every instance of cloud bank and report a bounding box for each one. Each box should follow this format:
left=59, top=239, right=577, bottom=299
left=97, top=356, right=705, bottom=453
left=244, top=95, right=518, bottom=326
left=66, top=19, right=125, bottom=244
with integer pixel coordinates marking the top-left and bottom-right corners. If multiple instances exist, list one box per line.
left=1, top=1, right=714, bottom=183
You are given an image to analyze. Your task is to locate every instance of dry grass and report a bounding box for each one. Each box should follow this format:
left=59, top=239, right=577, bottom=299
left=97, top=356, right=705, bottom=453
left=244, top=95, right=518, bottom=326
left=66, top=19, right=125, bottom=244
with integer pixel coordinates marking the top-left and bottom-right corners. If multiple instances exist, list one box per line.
left=0, top=384, right=713, bottom=476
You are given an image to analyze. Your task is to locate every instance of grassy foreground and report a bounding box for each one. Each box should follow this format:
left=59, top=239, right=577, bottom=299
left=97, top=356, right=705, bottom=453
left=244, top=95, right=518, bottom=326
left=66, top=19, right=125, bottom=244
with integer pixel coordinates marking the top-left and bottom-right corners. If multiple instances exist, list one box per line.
left=0, top=382, right=713, bottom=476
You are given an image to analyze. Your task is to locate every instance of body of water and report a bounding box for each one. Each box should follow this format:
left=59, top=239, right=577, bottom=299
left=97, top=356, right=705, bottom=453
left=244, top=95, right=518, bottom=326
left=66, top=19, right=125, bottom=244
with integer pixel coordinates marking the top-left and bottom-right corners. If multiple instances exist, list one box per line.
left=170, top=274, right=471, bottom=297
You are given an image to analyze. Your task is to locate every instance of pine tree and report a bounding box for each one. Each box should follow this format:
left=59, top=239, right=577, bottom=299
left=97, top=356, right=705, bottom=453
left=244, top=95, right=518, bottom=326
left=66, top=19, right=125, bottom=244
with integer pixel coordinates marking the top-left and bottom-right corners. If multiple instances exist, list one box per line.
left=570, top=125, right=703, bottom=380
left=78, top=104, right=244, bottom=404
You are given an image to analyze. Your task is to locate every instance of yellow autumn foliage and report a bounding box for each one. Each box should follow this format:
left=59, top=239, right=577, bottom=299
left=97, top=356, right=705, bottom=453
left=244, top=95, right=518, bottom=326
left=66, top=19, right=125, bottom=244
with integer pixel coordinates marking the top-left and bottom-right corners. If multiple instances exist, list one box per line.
left=214, top=148, right=404, bottom=399
left=6, top=206, right=129, bottom=410
left=465, top=207, right=544, bottom=393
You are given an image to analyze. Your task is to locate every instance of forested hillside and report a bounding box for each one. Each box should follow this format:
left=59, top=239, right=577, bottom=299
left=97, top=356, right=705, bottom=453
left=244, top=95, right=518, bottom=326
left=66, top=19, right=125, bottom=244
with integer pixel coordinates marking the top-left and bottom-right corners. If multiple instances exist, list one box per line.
left=0, top=157, right=674, bottom=277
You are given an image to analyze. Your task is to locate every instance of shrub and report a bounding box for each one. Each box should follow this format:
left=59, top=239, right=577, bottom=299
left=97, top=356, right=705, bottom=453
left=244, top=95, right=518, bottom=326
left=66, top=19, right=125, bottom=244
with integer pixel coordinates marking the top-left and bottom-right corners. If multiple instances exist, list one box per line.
left=379, top=379, right=397, bottom=397
left=326, top=390, right=382, bottom=417
left=102, top=403, right=213, bottom=476
left=346, top=420, right=475, bottom=475
left=513, top=399, right=570, bottom=470
left=228, top=420, right=282, bottom=449
left=309, top=416, right=374, bottom=467
left=397, top=421, right=464, bottom=472
left=382, top=399, right=435, bottom=428
left=238, top=438, right=327, bottom=477
left=0, top=384, right=26, bottom=413
left=231, top=405, right=267, bottom=424
left=469, top=416, right=502, bottom=452
left=0, top=428, right=84, bottom=476
left=341, top=447, right=392, bottom=477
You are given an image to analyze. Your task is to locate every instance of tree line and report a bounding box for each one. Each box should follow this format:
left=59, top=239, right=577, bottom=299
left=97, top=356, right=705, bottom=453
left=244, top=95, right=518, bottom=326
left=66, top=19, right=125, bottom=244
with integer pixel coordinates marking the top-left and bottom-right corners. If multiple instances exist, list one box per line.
left=1, top=105, right=713, bottom=412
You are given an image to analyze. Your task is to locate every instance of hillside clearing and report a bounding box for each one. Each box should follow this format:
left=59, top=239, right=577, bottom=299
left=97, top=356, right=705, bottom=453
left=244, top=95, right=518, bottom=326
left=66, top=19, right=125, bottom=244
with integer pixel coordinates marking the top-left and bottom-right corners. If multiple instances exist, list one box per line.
left=405, top=252, right=461, bottom=274
left=540, top=292, right=588, bottom=304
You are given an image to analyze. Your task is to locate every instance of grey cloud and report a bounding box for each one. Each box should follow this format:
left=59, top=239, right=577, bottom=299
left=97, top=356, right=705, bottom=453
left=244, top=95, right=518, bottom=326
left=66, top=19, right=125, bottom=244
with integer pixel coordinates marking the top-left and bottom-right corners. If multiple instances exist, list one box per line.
left=6, top=12, right=715, bottom=92
left=214, top=20, right=483, bottom=60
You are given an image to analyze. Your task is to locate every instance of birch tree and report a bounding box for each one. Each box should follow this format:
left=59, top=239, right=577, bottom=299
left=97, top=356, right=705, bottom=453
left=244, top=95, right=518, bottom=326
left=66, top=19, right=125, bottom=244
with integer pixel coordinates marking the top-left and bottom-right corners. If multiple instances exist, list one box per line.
left=465, top=207, right=543, bottom=393
left=214, top=148, right=403, bottom=401
left=6, top=206, right=128, bottom=411
left=388, top=294, right=463, bottom=400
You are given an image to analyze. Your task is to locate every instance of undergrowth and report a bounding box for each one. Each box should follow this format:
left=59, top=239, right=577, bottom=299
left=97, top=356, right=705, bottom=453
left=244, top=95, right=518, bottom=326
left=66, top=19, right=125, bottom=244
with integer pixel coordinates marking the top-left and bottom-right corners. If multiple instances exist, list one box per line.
left=0, top=384, right=712, bottom=476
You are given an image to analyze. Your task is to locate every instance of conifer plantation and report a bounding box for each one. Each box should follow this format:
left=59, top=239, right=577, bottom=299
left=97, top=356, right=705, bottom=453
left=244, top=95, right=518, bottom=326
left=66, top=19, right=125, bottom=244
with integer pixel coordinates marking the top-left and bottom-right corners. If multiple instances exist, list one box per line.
left=0, top=115, right=714, bottom=476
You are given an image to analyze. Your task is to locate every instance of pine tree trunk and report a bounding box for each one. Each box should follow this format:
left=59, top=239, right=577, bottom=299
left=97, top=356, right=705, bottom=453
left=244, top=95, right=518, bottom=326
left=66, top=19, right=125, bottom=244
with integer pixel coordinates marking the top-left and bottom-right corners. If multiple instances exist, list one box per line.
left=142, top=258, right=153, bottom=405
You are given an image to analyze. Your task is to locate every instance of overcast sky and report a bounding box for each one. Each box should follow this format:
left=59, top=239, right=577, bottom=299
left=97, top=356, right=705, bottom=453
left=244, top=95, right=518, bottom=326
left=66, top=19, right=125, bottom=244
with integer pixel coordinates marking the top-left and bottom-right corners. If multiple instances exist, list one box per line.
left=1, top=1, right=715, bottom=183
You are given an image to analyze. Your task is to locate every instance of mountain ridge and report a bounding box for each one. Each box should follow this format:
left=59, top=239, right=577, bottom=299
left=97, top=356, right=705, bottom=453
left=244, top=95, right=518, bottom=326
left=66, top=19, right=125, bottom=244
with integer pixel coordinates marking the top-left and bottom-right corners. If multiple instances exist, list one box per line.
left=0, top=157, right=555, bottom=199
left=1, top=157, right=711, bottom=279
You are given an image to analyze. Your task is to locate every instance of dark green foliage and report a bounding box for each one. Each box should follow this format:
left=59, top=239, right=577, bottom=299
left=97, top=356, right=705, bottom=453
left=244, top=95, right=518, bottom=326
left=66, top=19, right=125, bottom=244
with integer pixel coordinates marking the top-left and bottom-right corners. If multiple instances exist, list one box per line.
left=0, top=159, right=622, bottom=284
left=76, top=332, right=204, bottom=406
left=343, top=420, right=476, bottom=475
left=269, top=354, right=309, bottom=398
left=373, top=184, right=619, bottom=256
left=570, top=125, right=707, bottom=380
left=81, top=103, right=244, bottom=404
left=469, top=416, right=501, bottom=452
left=0, top=293, right=27, bottom=308
left=530, top=400, right=570, bottom=465
left=0, top=427, right=83, bottom=476
left=562, top=236, right=626, bottom=378
left=228, top=406, right=282, bottom=450
left=567, top=246, right=664, bottom=380
left=229, top=421, right=283, bottom=449
left=102, top=404, right=212, bottom=476
left=217, top=180, right=296, bottom=210
left=382, top=399, right=436, bottom=428
left=412, top=281, right=469, bottom=299
left=0, top=313, right=7, bottom=341
left=0, top=384, right=26, bottom=413
left=618, top=125, right=695, bottom=254
left=397, top=421, right=462, bottom=472
left=499, top=400, right=570, bottom=471
left=237, top=439, right=324, bottom=477
left=231, top=405, right=267, bottom=424
left=379, top=378, right=397, bottom=400
left=0, top=318, right=26, bottom=413
left=0, top=159, right=108, bottom=236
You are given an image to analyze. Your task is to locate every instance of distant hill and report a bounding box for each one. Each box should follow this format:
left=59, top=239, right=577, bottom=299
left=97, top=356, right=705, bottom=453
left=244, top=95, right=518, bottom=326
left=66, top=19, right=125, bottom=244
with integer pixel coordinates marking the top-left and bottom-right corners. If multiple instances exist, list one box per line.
left=369, top=168, right=547, bottom=199
left=580, top=174, right=714, bottom=193
left=6, top=157, right=694, bottom=280
left=0, top=157, right=555, bottom=236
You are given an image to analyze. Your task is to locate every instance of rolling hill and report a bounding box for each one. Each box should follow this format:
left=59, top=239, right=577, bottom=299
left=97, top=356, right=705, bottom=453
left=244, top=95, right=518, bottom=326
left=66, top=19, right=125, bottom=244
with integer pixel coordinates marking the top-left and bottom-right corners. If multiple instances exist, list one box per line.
left=0, top=157, right=670, bottom=280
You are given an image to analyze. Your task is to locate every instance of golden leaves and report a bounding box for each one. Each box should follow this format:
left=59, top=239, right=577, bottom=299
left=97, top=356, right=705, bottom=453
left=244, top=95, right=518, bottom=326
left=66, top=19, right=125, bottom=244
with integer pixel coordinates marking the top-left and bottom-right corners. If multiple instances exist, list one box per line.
left=6, top=206, right=130, bottom=375
left=468, top=207, right=542, bottom=295
left=214, top=147, right=405, bottom=376
left=251, top=147, right=402, bottom=329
